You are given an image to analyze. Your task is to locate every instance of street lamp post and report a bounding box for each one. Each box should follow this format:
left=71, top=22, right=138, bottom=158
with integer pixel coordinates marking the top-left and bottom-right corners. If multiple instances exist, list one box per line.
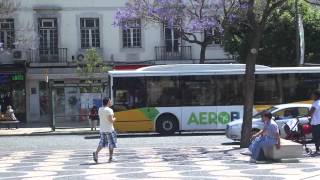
left=295, top=0, right=305, bottom=66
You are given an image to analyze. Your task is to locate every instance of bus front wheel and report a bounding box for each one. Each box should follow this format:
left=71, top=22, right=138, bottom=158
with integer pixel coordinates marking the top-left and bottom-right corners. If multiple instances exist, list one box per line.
left=156, top=114, right=178, bottom=135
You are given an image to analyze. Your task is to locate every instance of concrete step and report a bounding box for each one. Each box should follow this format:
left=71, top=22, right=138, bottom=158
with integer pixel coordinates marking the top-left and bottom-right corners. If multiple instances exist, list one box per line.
left=263, top=138, right=303, bottom=160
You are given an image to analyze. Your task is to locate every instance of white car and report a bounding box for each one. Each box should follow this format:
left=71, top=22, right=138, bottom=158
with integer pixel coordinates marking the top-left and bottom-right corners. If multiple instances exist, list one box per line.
left=225, top=103, right=312, bottom=141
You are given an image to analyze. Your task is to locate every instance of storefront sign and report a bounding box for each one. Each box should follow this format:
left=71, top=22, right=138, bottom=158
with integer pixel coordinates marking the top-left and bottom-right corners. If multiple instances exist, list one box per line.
left=0, top=74, right=24, bottom=83
left=11, top=74, right=24, bottom=81
left=0, top=74, right=9, bottom=83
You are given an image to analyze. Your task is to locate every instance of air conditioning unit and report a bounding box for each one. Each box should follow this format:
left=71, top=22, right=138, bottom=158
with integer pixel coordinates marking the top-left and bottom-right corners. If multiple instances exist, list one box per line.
left=12, top=50, right=27, bottom=61
left=76, top=53, right=85, bottom=64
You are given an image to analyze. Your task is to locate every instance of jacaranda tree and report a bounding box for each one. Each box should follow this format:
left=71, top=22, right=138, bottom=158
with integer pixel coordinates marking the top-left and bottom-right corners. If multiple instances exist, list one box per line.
left=114, top=0, right=225, bottom=64
left=229, top=0, right=287, bottom=147
left=115, top=0, right=288, bottom=147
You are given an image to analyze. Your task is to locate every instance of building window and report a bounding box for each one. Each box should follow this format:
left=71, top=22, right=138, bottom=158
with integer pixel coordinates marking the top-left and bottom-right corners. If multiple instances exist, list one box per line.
left=122, top=19, right=141, bottom=48
left=38, top=18, right=58, bottom=57
left=206, top=28, right=222, bottom=45
left=0, top=19, right=15, bottom=49
left=80, top=18, right=100, bottom=48
left=164, top=25, right=180, bottom=52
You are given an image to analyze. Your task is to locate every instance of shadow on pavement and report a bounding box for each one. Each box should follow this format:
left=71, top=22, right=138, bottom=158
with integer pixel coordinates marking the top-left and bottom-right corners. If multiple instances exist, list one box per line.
left=84, top=131, right=225, bottom=139
left=221, top=141, right=240, bottom=146
left=80, top=162, right=99, bottom=166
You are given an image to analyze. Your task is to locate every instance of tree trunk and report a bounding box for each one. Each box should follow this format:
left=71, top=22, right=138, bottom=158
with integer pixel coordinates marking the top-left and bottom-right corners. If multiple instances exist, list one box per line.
left=199, top=44, right=207, bottom=64
left=240, top=28, right=263, bottom=148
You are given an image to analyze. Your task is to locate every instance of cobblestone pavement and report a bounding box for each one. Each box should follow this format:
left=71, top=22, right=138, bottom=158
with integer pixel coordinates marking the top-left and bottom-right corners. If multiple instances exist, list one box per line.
left=1, top=146, right=320, bottom=180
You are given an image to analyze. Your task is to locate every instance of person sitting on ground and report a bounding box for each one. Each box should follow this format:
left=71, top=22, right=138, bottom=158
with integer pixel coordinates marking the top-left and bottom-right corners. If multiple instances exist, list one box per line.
left=5, top=105, right=17, bottom=121
left=249, top=111, right=281, bottom=163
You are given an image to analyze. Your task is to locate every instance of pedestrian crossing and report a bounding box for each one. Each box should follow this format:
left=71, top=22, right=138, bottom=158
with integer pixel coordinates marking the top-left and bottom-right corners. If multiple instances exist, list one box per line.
left=0, top=146, right=319, bottom=179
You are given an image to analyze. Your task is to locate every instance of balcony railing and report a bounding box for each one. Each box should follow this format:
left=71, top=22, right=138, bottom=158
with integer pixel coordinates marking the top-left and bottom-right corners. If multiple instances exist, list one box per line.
left=29, top=48, right=68, bottom=63
left=155, top=46, right=192, bottom=61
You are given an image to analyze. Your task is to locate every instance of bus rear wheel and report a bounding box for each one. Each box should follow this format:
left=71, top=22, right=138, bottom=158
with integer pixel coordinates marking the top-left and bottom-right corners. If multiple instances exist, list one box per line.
left=156, top=114, right=178, bottom=135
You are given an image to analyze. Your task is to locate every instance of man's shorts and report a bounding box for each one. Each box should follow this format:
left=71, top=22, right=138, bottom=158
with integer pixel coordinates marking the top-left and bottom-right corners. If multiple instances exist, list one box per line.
left=99, top=131, right=117, bottom=148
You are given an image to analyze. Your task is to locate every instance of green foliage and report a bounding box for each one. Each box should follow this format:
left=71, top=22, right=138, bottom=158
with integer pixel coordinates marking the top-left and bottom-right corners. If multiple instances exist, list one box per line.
left=223, top=0, right=320, bottom=66
left=0, top=0, right=19, bottom=17
left=76, top=48, right=110, bottom=77
left=76, top=48, right=110, bottom=93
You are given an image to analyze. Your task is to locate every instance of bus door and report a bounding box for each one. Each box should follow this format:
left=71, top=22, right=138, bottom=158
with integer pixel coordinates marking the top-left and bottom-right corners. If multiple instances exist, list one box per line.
left=215, top=75, right=243, bottom=129
left=180, top=75, right=218, bottom=131
left=112, top=76, right=153, bottom=132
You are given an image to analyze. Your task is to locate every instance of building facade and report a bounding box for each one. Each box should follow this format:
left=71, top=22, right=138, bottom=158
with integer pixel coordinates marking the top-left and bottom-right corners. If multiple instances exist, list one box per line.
left=0, top=0, right=233, bottom=125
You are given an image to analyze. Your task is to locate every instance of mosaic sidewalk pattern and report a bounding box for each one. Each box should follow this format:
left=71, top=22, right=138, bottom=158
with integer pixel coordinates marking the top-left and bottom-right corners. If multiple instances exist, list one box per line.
left=0, top=146, right=320, bottom=180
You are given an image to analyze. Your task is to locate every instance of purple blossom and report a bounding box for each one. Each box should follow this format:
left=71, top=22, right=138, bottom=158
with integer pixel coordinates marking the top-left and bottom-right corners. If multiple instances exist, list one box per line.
left=113, top=0, right=230, bottom=34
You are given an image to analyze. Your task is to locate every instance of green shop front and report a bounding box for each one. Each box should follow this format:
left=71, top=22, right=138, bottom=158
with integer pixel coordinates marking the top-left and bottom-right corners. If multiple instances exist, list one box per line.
left=0, top=66, right=26, bottom=122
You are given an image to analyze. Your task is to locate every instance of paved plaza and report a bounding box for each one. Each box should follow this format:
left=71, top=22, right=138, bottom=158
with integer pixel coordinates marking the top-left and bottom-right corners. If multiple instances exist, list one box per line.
left=1, top=145, right=320, bottom=180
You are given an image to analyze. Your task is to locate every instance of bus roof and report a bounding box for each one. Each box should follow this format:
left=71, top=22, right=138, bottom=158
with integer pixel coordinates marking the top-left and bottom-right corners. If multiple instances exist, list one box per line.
left=108, top=64, right=320, bottom=77
left=136, top=64, right=269, bottom=71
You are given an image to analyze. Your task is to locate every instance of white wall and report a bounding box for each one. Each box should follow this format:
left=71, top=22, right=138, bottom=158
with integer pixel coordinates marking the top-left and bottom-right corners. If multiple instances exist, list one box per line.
left=9, top=0, right=231, bottom=122
left=26, top=79, right=40, bottom=122
left=11, top=0, right=229, bottom=63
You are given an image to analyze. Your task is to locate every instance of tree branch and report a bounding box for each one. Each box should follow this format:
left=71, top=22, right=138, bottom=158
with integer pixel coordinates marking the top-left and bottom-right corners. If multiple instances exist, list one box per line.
left=182, top=32, right=202, bottom=45
left=247, top=0, right=257, bottom=29
left=260, top=0, right=287, bottom=26
left=304, top=0, right=320, bottom=5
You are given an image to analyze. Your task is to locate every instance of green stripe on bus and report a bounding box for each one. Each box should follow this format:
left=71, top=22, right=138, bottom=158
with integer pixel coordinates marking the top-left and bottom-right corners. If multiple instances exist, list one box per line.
left=139, top=108, right=160, bottom=122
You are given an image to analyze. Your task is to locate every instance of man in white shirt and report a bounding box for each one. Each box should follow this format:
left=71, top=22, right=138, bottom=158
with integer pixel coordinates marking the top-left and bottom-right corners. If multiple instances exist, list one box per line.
left=309, top=90, right=320, bottom=154
left=93, top=98, right=117, bottom=163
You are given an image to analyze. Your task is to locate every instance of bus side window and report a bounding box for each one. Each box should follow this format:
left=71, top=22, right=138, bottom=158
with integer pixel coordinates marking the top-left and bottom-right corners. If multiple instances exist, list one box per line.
left=113, top=77, right=146, bottom=111
left=147, top=76, right=180, bottom=107
left=280, top=74, right=298, bottom=103
left=280, top=73, right=320, bottom=104
left=255, top=74, right=281, bottom=105
left=181, top=76, right=215, bottom=106
left=216, top=75, right=243, bottom=106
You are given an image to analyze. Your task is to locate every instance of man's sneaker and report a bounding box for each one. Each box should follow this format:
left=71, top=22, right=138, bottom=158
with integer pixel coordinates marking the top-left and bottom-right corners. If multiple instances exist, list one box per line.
left=108, top=157, right=116, bottom=163
left=249, top=157, right=256, bottom=163
left=93, top=152, right=98, bottom=163
left=240, top=149, right=252, bottom=156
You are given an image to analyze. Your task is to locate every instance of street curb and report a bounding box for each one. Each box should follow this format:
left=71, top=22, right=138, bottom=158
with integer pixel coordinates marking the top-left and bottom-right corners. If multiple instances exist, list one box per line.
left=0, top=131, right=226, bottom=137
left=0, top=131, right=98, bottom=137
left=85, top=131, right=226, bottom=139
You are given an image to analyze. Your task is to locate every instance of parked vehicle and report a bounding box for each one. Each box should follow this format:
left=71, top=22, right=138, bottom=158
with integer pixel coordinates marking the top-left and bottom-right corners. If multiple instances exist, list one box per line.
left=225, top=104, right=312, bottom=141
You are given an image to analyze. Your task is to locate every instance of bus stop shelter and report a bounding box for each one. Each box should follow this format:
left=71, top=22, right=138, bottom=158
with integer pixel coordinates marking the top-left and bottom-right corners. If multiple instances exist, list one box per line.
left=50, top=82, right=108, bottom=131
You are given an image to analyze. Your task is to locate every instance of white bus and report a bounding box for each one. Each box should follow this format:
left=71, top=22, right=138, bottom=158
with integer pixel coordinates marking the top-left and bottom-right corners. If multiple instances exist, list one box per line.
left=109, top=64, right=320, bottom=135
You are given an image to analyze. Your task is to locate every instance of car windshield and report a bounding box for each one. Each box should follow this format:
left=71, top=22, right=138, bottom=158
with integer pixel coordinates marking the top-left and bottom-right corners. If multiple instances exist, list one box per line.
left=253, top=107, right=278, bottom=118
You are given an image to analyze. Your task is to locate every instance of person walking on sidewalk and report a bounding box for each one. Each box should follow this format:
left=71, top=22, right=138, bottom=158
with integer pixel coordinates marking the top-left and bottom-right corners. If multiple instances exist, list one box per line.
left=309, top=90, right=320, bottom=155
left=93, top=98, right=117, bottom=163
